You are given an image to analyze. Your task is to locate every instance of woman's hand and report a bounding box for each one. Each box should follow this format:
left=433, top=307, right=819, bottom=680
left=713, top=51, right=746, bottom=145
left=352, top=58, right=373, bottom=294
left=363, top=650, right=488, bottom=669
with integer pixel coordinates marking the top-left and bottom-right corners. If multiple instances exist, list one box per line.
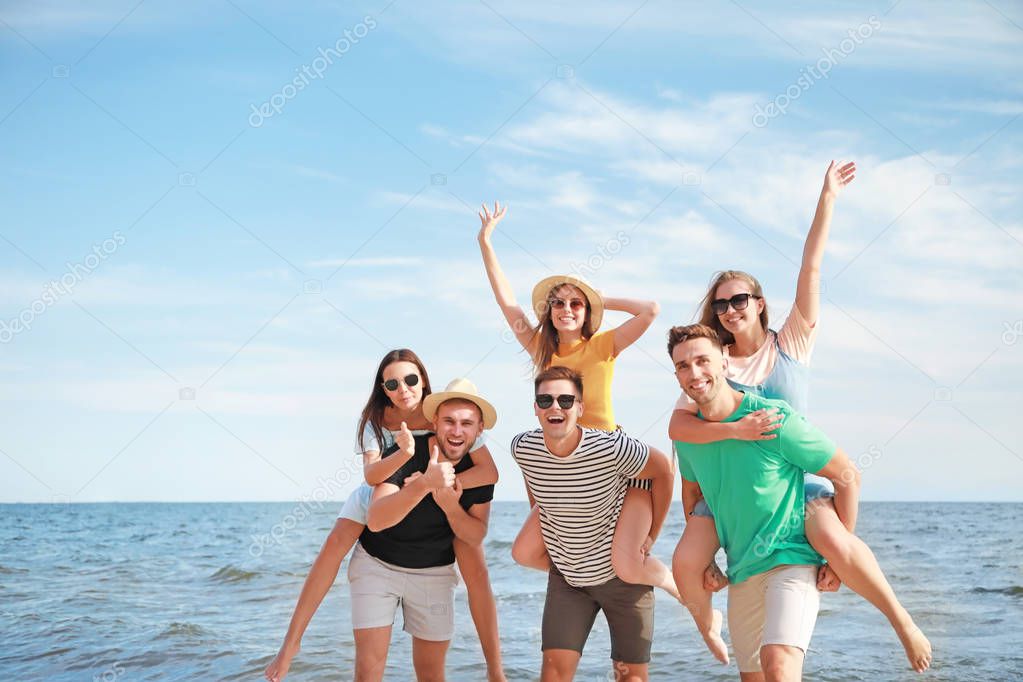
left=478, top=201, right=508, bottom=243
left=822, top=160, right=856, bottom=200
left=732, top=408, right=783, bottom=440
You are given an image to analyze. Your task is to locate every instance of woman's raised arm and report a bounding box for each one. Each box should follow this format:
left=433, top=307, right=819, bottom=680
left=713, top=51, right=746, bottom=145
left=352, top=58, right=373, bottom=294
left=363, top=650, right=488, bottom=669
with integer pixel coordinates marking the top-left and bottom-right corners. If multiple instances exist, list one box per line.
left=478, top=201, right=534, bottom=350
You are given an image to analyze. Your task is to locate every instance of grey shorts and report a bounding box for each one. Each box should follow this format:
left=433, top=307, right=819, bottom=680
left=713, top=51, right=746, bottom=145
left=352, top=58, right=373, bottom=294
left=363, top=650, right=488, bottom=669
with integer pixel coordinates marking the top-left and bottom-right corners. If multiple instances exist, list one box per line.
left=347, top=544, right=458, bottom=641
left=541, top=565, right=654, bottom=664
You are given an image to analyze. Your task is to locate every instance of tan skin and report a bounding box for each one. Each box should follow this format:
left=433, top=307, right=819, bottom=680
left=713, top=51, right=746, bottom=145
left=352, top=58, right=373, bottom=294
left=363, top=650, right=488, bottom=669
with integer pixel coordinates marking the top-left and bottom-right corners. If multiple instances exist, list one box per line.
left=264, top=363, right=504, bottom=682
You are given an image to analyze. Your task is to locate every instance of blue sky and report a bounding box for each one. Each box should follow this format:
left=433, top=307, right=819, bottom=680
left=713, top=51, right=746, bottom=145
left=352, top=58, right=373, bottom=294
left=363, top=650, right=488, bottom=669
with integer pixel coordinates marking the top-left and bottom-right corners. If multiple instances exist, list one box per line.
left=1, top=0, right=1021, bottom=503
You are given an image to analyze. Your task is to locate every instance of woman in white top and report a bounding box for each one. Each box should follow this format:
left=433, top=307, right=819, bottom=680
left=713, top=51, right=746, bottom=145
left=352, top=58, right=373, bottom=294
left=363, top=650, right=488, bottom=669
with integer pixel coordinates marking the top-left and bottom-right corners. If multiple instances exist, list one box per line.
left=671, top=162, right=931, bottom=674
left=265, top=349, right=505, bottom=682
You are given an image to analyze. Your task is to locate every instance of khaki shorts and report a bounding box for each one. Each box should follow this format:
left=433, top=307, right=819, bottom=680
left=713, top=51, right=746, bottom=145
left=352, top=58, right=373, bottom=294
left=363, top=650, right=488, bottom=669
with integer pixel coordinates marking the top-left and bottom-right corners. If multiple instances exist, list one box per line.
left=728, top=564, right=820, bottom=673
left=347, top=544, right=458, bottom=641
left=541, top=565, right=654, bottom=664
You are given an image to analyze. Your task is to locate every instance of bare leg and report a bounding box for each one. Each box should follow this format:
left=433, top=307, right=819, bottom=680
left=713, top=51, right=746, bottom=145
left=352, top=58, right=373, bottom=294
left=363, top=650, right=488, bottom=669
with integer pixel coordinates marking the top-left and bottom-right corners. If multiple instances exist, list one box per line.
left=760, top=644, right=804, bottom=682
left=611, top=660, right=649, bottom=681
left=411, top=637, right=449, bottom=682
left=805, top=498, right=932, bottom=673
left=265, top=519, right=363, bottom=682
left=511, top=505, right=550, bottom=571
left=672, top=520, right=728, bottom=665
left=453, top=540, right=506, bottom=682
left=610, top=487, right=680, bottom=600
left=540, top=649, right=581, bottom=682
left=353, top=626, right=392, bottom=682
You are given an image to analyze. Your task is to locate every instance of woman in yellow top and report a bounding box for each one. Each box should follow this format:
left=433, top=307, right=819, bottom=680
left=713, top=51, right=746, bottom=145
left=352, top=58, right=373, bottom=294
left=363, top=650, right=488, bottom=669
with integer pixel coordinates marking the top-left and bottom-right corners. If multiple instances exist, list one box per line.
left=478, top=201, right=680, bottom=601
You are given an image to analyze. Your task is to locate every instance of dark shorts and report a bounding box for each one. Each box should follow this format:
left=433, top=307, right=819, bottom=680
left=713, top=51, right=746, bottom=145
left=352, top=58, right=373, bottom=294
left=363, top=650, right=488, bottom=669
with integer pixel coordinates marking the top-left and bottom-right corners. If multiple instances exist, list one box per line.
left=541, top=565, right=654, bottom=664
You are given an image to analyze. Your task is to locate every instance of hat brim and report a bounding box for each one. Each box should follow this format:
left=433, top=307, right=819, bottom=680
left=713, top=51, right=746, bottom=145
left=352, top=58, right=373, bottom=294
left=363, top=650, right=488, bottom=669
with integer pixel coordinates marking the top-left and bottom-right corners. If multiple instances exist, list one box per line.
left=531, top=275, right=604, bottom=332
left=422, top=391, right=497, bottom=430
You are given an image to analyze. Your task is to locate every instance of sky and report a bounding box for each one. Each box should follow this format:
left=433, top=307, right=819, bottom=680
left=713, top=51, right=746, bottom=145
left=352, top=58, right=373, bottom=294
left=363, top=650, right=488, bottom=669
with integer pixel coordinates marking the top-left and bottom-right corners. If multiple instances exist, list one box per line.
left=1, top=0, right=1021, bottom=503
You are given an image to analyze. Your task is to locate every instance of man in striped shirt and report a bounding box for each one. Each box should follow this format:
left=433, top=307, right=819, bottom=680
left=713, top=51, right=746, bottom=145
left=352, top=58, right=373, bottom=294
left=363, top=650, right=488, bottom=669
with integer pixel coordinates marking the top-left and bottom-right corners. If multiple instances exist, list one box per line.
left=511, top=366, right=675, bottom=682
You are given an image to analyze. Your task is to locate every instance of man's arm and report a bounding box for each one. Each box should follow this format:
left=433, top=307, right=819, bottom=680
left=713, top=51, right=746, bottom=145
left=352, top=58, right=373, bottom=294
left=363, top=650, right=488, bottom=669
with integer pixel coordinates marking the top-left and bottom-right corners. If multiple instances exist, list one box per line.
left=681, top=476, right=703, bottom=519
left=814, top=447, right=860, bottom=532
left=632, top=445, right=675, bottom=543
left=435, top=482, right=491, bottom=546
left=366, top=479, right=431, bottom=532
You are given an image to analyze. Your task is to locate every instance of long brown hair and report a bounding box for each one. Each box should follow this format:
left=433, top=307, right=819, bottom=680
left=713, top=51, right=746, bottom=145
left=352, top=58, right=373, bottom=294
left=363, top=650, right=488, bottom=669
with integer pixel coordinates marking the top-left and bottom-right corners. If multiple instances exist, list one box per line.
left=697, top=270, right=769, bottom=346
left=357, top=349, right=432, bottom=451
left=529, top=283, right=595, bottom=373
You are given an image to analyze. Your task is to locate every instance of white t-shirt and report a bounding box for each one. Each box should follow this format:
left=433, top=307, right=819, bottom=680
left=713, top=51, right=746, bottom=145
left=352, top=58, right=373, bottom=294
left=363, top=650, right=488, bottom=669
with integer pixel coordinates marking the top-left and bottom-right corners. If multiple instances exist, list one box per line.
left=676, top=305, right=818, bottom=412
left=512, top=427, right=650, bottom=587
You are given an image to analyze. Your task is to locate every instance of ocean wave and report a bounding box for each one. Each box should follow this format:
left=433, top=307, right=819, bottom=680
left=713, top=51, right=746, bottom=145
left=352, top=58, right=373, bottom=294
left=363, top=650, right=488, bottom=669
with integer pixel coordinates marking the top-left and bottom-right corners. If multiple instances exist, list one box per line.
left=210, top=565, right=260, bottom=583
left=971, top=585, right=1023, bottom=598
left=160, top=621, right=209, bottom=638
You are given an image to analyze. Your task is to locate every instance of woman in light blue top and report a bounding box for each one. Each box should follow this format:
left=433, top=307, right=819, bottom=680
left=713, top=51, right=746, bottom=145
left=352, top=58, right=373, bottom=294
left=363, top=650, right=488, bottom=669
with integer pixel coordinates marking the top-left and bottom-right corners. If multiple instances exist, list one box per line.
left=670, top=162, right=932, bottom=674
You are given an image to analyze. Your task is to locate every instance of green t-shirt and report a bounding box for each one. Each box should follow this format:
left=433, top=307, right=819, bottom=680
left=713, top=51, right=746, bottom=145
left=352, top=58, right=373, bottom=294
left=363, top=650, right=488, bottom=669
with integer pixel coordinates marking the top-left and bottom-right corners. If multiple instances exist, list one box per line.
left=674, top=392, right=836, bottom=585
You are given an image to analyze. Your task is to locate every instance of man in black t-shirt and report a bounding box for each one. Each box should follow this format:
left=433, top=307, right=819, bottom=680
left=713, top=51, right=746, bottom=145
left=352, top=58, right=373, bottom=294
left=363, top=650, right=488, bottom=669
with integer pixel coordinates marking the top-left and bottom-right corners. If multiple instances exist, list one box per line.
left=352, top=378, right=497, bottom=682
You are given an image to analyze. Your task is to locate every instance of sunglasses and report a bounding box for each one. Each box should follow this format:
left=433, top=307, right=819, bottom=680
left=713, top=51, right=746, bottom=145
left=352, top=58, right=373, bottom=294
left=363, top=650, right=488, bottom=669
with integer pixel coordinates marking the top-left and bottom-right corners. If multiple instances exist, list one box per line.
left=535, top=393, right=577, bottom=409
left=711, top=293, right=761, bottom=316
left=548, top=297, right=586, bottom=311
left=382, top=374, right=420, bottom=392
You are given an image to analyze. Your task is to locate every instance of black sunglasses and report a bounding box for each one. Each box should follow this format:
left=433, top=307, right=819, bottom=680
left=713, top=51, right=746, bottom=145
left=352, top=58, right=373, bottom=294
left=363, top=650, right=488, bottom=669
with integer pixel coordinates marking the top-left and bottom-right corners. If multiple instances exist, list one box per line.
left=711, top=293, right=761, bottom=316
left=382, top=374, right=420, bottom=392
left=535, top=393, right=577, bottom=409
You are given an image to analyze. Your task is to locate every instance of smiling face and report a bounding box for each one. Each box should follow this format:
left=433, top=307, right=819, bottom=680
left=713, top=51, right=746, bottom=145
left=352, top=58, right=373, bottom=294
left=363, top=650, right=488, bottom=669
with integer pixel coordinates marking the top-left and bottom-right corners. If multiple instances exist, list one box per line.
left=433, top=400, right=482, bottom=462
left=672, top=336, right=728, bottom=406
left=534, top=378, right=583, bottom=439
left=547, top=284, right=588, bottom=335
left=381, top=360, right=423, bottom=411
left=714, top=278, right=765, bottom=340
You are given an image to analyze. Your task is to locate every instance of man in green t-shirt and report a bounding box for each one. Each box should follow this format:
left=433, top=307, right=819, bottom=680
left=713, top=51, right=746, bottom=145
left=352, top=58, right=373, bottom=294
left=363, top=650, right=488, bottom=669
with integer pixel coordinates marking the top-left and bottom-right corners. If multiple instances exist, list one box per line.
left=668, top=324, right=861, bottom=681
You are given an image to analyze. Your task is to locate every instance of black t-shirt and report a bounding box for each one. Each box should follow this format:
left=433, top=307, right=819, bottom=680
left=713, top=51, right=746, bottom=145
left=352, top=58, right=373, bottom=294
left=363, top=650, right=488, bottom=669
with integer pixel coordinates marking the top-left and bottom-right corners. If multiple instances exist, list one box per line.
left=359, top=432, right=495, bottom=568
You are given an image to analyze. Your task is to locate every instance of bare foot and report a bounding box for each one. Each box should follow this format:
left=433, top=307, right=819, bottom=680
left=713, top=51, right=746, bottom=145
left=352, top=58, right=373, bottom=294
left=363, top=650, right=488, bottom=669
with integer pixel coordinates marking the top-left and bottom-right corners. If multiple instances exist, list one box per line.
left=700, top=609, right=729, bottom=665
left=897, top=623, right=932, bottom=673
left=265, top=643, right=298, bottom=682
left=703, top=561, right=729, bottom=593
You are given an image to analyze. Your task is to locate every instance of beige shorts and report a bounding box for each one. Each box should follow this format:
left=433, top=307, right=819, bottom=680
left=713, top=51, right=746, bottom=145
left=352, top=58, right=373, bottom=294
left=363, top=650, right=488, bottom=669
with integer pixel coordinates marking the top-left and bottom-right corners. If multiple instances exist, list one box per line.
left=727, top=564, right=820, bottom=673
left=347, top=544, right=459, bottom=641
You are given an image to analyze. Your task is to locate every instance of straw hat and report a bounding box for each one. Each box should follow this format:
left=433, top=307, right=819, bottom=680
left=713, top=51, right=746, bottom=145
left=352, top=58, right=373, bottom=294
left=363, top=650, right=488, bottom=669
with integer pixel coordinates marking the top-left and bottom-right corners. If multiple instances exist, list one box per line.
left=422, top=378, right=497, bottom=429
left=531, top=275, right=604, bottom=332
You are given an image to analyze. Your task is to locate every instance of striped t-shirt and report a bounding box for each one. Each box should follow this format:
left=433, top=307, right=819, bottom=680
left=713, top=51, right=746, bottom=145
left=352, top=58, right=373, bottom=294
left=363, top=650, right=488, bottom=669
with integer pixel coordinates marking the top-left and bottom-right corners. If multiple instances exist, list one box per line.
left=511, top=427, right=650, bottom=587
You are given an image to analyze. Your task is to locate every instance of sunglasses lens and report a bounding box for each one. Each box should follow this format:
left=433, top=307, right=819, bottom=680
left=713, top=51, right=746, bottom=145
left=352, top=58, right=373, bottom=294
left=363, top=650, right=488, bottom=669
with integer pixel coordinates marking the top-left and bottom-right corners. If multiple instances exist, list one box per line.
left=711, top=299, right=729, bottom=315
left=404, top=374, right=419, bottom=387
left=556, top=395, right=576, bottom=409
left=383, top=379, right=399, bottom=391
left=569, top=299, right=585, bottom=311
left=535, top=394, right=554, bottom=409
left=549, top=299, right=565, bottom=309
left=731, top=294, right=750, bottom=311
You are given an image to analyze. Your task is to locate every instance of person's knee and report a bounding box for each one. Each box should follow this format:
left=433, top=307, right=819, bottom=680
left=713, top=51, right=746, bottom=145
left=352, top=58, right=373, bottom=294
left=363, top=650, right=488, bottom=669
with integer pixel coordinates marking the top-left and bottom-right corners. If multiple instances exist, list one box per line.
left=760, top=645, right=800, bottom=681
left=511, top=535, right=535, bottom=567
left=354, top=655, right=386, bottom=682
left=808, top=520, right=853, bottom=564
left=671, top=542, right=705, bottom=576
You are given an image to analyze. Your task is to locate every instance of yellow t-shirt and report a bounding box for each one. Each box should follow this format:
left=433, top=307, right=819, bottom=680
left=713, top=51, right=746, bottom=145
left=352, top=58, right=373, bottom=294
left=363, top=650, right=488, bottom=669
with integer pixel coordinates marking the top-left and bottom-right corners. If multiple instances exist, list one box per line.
left=531, top=330, right=618, bottom=431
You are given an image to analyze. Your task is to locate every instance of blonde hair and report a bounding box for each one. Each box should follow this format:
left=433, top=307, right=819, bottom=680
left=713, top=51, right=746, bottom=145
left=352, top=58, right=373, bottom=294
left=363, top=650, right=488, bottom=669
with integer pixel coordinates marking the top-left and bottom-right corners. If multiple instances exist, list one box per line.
left=697, top=270, right=768, bottom=346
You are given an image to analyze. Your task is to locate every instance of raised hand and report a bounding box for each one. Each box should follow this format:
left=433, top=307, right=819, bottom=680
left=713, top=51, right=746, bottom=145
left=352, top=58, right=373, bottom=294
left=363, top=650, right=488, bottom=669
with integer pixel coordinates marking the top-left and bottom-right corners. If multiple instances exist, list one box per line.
left=823, top=160, right=856, bottom=199
left=423, top=443, right=455, bottom=490
left=733, top=408, right=783, bottom=441
left=477, top=201, right=508, bottom=242
left=703, top=561, right=729, bottom=593
left=395, top=421, right=414, bottom=458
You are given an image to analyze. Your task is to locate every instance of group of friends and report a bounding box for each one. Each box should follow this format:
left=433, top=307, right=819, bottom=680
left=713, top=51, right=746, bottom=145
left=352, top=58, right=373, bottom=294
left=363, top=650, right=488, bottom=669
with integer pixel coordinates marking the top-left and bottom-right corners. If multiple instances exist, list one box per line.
left=263, top=161, right=934, bottom=681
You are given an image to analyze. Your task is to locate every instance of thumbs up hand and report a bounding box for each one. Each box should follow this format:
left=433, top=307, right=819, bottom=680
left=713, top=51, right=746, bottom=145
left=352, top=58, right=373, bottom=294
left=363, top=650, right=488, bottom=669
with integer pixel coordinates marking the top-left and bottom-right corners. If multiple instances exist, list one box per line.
left=423, top=442, right=455, bottom=490
left=395, top=421, right=415, bottom=458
